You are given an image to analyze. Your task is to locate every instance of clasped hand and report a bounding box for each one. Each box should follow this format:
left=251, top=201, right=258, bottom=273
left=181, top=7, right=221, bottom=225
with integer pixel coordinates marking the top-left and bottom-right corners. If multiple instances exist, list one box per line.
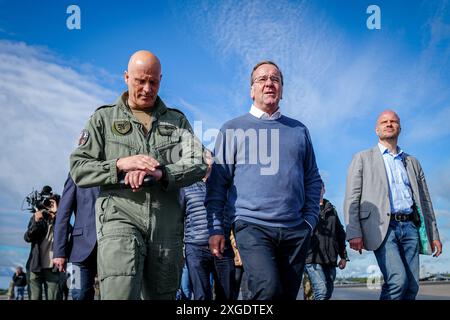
left=116, top=155, right=163, bottom=191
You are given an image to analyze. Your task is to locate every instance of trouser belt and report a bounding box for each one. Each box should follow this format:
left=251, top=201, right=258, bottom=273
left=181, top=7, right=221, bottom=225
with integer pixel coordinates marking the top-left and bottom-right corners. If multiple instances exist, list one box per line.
left=390, top=213, right=413, bottom=222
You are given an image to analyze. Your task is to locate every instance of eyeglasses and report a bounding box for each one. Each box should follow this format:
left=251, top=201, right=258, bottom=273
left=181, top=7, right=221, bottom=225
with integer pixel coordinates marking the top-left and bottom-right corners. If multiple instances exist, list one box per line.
left=252, top=75, right=282, bottom=85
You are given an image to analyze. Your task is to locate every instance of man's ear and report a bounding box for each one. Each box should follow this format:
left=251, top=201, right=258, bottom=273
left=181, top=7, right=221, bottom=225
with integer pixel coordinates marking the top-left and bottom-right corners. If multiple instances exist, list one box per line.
left=250, top=85, right=255, bottom=100
left=124, top=71, right=129, bottom=85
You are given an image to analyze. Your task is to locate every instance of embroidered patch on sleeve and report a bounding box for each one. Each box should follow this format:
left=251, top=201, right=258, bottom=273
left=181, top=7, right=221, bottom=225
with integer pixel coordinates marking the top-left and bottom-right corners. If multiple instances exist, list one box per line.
left=78, top=129, right=89, bottom=146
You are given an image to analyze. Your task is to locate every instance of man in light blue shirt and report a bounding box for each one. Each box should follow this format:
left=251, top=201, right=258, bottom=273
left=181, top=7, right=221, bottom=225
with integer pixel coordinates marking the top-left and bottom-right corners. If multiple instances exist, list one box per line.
left=345, top=110, right=442, bottom=300
left=378, top=144, right=413, bottom=214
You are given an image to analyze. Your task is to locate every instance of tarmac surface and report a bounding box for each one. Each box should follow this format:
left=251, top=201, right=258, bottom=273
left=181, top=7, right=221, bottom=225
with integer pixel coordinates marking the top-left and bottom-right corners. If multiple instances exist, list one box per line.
left=326, top=281, right=450, bottom=300
left=2, top=281, right=449, bottom=300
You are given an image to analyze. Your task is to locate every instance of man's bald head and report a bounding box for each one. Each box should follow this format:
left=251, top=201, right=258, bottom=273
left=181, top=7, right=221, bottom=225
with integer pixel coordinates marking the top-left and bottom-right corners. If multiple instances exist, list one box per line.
left=375, top=109, right=401, bottom=142
left=376, top=110, right=400, bottom=126
left=127, top=50, right=161, bottom=74
left=125, top=50, right=162, bottom=109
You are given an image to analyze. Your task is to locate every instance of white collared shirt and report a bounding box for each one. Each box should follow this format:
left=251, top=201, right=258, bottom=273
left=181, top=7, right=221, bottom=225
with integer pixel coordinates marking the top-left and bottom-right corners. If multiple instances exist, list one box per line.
left=249, top=104, right=281, bottom=120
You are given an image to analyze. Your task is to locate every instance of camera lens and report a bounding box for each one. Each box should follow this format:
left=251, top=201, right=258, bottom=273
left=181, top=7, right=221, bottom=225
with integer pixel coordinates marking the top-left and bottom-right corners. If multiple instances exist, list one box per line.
left=43, top=198, right=51, bottom=207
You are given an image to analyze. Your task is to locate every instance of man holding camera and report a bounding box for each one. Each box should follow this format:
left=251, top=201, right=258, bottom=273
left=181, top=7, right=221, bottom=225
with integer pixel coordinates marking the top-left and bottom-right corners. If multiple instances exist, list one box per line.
left=24, top=186, right=62, bottom=300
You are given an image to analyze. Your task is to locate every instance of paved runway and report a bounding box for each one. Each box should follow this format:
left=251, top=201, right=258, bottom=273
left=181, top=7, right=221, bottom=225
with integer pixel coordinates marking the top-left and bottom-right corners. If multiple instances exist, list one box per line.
left=2, top=282, right=449, bottom=300
left=330, top=282, right=450, bottom=300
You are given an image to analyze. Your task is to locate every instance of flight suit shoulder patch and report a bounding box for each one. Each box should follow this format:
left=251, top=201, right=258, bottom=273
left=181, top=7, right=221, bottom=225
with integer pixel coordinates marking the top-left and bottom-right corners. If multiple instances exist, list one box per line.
left=77, top=129, right=89, bottom=146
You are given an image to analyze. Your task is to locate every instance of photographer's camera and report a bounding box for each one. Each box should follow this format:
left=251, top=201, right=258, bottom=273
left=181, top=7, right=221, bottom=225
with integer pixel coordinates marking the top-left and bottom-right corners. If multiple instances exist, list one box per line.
left=23, top=185, right=60, bottom=216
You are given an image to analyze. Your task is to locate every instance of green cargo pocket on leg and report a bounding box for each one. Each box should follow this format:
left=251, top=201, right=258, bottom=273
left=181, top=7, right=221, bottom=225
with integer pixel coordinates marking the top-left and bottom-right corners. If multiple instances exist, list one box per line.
left=98, top=229, right=144, bottom=280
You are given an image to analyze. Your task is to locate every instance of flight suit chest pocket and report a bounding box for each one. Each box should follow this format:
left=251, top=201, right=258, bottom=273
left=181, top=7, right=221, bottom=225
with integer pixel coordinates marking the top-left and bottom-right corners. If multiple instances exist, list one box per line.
left=154, top=123, right=182, bottom=164
left=105, top=136, right=140, bottom=159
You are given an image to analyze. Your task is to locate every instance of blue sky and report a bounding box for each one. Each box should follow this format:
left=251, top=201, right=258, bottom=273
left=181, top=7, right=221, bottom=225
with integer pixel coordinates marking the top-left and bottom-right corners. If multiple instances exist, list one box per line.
left=0, top=0, right=449, bottom=288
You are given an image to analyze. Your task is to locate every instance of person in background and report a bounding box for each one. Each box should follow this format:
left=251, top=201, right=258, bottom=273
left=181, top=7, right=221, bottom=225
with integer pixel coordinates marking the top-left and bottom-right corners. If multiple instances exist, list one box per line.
left=344, top=110, right=442, bottom=300
left=7, top=280, right=15, bottom=300
left=12, top=266, right=27, bottom=300
left=181, top=152, right=235, bottom=300
left=24, top=186, right=62, bottom=300
left=176, top=261, right=192, bottom=300
left=230, top=231, right=251, bottom=300
left=53, top=173, right=100, bottom=300
left=304, top=181, right=348, bottom=300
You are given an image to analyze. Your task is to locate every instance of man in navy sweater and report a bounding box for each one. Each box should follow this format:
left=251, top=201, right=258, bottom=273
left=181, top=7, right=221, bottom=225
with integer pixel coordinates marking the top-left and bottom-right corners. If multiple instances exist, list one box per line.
left=206, top=61, right=322, bottom=300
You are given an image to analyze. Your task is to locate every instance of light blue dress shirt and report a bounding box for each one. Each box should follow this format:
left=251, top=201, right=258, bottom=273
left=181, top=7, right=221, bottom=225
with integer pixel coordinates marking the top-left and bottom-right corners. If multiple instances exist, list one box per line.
left=378, top=143, right=413, bottom=214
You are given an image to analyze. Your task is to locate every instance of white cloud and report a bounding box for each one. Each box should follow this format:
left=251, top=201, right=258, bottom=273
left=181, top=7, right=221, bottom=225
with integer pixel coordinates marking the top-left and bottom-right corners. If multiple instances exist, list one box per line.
left=0, top=40, right=116, bottom=209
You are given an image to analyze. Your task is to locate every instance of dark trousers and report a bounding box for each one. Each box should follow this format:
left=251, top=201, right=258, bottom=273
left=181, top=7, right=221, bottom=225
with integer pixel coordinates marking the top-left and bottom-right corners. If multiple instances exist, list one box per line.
left=234, top=266, right=251, bottom=300
left=70, top=247, right=97, bottom=300
left=185, top=243, right=235, bottom=300
left=234, top=219, right=311, bottom=300
left=234, top=266, right=244, bottom=300
left=29, top=269, right=61, bottom=300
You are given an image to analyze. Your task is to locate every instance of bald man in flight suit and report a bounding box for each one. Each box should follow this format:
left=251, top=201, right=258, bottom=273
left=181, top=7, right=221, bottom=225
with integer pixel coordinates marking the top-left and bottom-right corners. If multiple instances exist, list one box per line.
left=70, top=50, right=207, bottom=300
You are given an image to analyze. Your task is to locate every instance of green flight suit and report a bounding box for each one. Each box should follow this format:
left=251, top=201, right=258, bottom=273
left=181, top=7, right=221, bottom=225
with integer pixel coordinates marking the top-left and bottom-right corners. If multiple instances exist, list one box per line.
left=70, top=92, right=207, bottom=300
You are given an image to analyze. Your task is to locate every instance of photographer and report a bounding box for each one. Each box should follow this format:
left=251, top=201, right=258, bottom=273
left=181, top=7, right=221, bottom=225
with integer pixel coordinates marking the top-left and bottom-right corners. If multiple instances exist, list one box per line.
left=24, top=186, right=62, bottom=300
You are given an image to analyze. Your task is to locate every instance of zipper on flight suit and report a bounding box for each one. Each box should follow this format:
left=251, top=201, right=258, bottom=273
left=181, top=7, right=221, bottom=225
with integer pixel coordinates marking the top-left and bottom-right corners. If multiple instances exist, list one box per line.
left=123, top=110, right=154, bottom=232
left=141, top=116, right=159, bottom=236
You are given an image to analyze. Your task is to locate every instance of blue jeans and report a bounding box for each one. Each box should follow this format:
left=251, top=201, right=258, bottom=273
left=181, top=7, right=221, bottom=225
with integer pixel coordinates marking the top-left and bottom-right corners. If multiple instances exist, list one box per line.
left=305, top=264, right=336, bottom=300
left=234, top=219, right=311, bottom=300
left=185, top=243, right=235, bottom=300
left=374, top=220, right=420, bottom=300
left=14, top=286, right=25, bottom=300
left=178, top=262, right=192, bottom=300
left=70, top=248, right=97, bottom=300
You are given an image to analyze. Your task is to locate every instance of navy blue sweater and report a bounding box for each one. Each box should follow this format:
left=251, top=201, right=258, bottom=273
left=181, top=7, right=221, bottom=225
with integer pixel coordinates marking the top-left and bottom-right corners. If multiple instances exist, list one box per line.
left=206, top=113, right=322, bottom=236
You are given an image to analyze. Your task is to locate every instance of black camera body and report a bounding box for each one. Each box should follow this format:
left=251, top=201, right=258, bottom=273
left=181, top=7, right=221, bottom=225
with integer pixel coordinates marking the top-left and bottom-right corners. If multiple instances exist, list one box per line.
left=23, top=185, right=60, bottom=214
